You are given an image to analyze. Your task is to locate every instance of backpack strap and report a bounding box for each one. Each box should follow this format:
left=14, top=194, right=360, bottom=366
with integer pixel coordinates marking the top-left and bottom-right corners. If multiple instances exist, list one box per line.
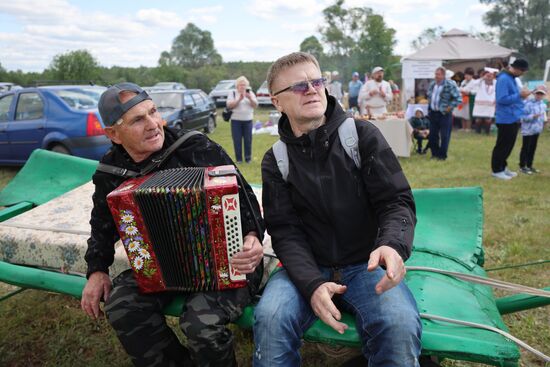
left=272, top=140, right=289, bottom=181
left=140, top=130, right=203, bottom=175
left=272, top=117, right=360, bottom=182
left=96, top=163, right=140, bottom=178
left=338, top=117, right=361, bottom=169
left=96, top=130, right=203, bottom=178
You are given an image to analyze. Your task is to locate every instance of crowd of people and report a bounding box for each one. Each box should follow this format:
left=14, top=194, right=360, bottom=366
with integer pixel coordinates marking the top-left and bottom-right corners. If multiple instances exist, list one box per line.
left=423, top=59, right=547, bottom=179
left=325, top=59, right=547, bottom=178
left=326, top=67, right=401, bottom=117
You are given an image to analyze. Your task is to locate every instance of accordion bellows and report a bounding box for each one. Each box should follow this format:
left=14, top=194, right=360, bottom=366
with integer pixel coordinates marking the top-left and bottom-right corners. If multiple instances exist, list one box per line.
left=107, top=166, right=246, bottom=293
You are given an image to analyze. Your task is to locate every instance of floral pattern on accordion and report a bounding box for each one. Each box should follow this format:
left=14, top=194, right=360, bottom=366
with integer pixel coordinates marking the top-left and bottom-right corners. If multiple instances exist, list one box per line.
left=118, top=209, right=156, bottom=278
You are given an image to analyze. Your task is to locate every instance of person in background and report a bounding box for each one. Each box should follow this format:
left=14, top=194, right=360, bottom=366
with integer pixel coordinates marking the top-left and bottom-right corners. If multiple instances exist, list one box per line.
left=388, top=80, right=401, bottom=113
left=328, top=70, right=343, bottom=104
left=226, top=75, right=258, bottom=163
left=348, top=71, right=363, bottom=110
left=491, top=58, right=531, bottom=180
left=519, top=85, right=547, bottom=174
left=427, top=66, right=462, bottom=160
left=455, top=67, right=478, bottom=131
left=446, top=69, right=457, bottom=86
left=358, top=66, right=392, bottom=117
left=471, top=68, right=497, bottom=135
left=409, top=107, right=430, bottom=154
left=364, top=72, right=370, bottom=84
left=451, top=71, right=464, bottom=87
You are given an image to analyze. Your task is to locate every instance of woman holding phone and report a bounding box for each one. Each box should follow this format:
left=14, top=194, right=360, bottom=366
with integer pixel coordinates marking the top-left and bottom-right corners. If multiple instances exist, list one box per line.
left=226, top=75, right=258, bottom=163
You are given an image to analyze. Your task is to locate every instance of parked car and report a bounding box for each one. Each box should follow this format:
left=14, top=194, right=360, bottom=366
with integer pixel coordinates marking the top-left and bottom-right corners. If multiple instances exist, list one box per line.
left=152, top=82, right=186, bottom=90
left=0, top=82, right=22, bottom=94
left=149, top=89, right=216, bottom=133
left=208, top=80, right=236, bottom=107
left=0, top=85, right=111, bottom=165
left=256, top=80, right=273, bottom=106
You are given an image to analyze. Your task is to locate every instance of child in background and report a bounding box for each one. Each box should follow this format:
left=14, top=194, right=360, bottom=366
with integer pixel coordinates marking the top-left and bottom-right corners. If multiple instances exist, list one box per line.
left=519, top=86, right=547, bottom=174
left=409, top=107, right=431, bottom=154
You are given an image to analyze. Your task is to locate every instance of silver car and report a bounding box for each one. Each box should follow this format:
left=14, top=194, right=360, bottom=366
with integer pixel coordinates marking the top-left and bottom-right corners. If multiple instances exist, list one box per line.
left=208, top=80, right=236, bottom=107
left=256, top=80, right=273, bottom=106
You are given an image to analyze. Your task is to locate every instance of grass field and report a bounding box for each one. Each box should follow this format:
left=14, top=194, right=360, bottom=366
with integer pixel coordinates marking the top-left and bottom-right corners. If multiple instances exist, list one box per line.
left=0, top=107, right=549, bottom=366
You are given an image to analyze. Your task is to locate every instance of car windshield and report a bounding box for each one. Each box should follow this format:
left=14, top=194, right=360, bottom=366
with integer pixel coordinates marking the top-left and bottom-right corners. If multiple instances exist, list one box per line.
left=53, top=88, right=104, bottom=109
left=214, top=81, right=235, bottom=90
left=75, top=87, right=106, bottom=102
left=150, top=93, right=182, bottom=110
left=259, top=81, right=268, bottom=90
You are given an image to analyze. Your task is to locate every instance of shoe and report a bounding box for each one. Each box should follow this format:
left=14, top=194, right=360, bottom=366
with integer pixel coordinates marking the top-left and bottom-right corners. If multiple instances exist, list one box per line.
left=520, top=167, right=532, bottom=174
left=528, top=167, right=540, bottom=173
left=504, top=168, right=518, bottom=177
left=492, top=171, right=512, bottom=180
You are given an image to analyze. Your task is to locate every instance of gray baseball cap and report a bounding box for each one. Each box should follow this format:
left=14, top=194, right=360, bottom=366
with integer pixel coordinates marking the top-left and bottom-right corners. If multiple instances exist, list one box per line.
left=98, top=82, right=151, bottom=126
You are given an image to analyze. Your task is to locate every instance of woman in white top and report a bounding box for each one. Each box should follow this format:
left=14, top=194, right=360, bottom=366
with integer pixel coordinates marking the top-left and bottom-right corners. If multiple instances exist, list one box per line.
left=471, top=69, right=497, bottom=135
left=226, top=75, right=258, bottom=163
left=454, top=67, right=478, bottom=131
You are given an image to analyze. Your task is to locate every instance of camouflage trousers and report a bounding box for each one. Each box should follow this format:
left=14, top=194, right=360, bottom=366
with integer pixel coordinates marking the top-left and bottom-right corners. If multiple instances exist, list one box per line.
left=105, top=270, right=252, bottom=367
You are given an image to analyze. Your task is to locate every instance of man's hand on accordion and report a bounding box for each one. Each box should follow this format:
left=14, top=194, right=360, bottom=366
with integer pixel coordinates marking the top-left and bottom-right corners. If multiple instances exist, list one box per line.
left=230, top=232, right=263, bottom=274
left=81, top=271, right=112, bottom=319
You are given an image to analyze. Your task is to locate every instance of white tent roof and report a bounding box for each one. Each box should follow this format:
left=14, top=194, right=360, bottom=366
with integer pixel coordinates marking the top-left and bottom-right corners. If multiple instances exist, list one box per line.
left=404, top=29, right=515, bottom=61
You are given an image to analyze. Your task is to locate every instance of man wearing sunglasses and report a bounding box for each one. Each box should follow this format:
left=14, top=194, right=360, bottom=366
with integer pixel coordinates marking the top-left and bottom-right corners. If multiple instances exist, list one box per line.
left=254, top=52, right=421, bottom=366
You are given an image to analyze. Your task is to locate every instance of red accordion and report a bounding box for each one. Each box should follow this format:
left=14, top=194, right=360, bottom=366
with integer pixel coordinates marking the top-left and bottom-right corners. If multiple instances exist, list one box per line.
left=107, top=166, right=246, bottom=293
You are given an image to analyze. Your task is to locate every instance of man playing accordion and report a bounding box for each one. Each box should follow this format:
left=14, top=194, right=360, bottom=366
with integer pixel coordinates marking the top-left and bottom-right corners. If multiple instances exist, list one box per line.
left=81, top=82, right=264, bottom=367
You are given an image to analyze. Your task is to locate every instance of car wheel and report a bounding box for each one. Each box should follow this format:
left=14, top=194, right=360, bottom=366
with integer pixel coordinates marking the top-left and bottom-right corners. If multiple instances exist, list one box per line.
left=204, top=117, right=216, bottom=133
left=175, top=122, right=183, bottom=130
left=50, top=144, right=70, bottom=155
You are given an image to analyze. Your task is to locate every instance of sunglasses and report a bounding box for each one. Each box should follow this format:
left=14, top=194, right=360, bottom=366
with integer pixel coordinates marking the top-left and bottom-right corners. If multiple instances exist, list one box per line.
left=273, top=77, right=327, bottom=96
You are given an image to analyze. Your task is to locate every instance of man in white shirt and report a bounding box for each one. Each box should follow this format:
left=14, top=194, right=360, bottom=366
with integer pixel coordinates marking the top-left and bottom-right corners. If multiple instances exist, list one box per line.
left=358, top=66, right=392, bottom=116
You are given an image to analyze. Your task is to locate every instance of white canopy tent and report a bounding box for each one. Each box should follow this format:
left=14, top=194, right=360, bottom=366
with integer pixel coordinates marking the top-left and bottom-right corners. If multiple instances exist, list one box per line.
left=401, top=29, right=516, bottom=104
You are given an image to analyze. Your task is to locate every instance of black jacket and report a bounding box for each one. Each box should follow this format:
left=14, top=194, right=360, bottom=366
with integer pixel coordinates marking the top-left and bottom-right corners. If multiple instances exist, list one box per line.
left=261, top=95, right=416, bottom=301
left=85, top=127, right=264, bottom=290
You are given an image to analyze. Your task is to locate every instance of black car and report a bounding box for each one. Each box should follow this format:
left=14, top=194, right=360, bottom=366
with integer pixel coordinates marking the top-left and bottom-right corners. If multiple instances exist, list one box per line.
left=149, top=89, right=216, bottom=133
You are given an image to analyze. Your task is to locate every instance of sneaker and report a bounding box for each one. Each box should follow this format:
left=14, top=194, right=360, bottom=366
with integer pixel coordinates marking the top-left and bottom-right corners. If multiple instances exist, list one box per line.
left=504, top=168, right=518, bottom=177
left=520, top=167, right=532, bottom=174
left=492, top=171, right=512, bottom=180
left=528, top=167, right=540, bottom=173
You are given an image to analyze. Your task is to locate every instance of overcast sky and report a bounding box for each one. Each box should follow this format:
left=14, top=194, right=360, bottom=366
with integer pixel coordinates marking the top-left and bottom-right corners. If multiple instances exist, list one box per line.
left=0, top=0, right=493, bottom=72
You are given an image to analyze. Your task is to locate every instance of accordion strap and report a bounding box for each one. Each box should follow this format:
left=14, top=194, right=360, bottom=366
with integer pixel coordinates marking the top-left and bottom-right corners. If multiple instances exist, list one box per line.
left=97, top=130, right=203, bottom=178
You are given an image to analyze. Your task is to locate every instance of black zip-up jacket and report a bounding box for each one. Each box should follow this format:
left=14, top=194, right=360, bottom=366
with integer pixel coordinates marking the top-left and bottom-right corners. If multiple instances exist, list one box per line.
left=85, top=127, right=264, bottom=291
left=261, top=95, right=416, bottom=301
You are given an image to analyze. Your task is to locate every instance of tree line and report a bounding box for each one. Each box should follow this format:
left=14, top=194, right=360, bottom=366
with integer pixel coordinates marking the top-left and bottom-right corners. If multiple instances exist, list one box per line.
left=0, top=0, right=547, bottom=92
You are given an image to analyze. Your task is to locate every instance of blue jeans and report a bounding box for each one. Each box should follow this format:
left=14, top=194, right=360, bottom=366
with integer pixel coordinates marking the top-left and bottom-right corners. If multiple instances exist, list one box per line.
left=428, top=110, right=452, bottom=159
left=253, top=265, right=422, bottom=367
left=231, top=119, right=252, bottom=162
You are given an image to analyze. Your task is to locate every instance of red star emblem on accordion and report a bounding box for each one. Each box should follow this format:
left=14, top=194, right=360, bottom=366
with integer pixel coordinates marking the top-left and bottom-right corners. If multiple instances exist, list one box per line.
left=224, top=197, right=238, bottom=212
